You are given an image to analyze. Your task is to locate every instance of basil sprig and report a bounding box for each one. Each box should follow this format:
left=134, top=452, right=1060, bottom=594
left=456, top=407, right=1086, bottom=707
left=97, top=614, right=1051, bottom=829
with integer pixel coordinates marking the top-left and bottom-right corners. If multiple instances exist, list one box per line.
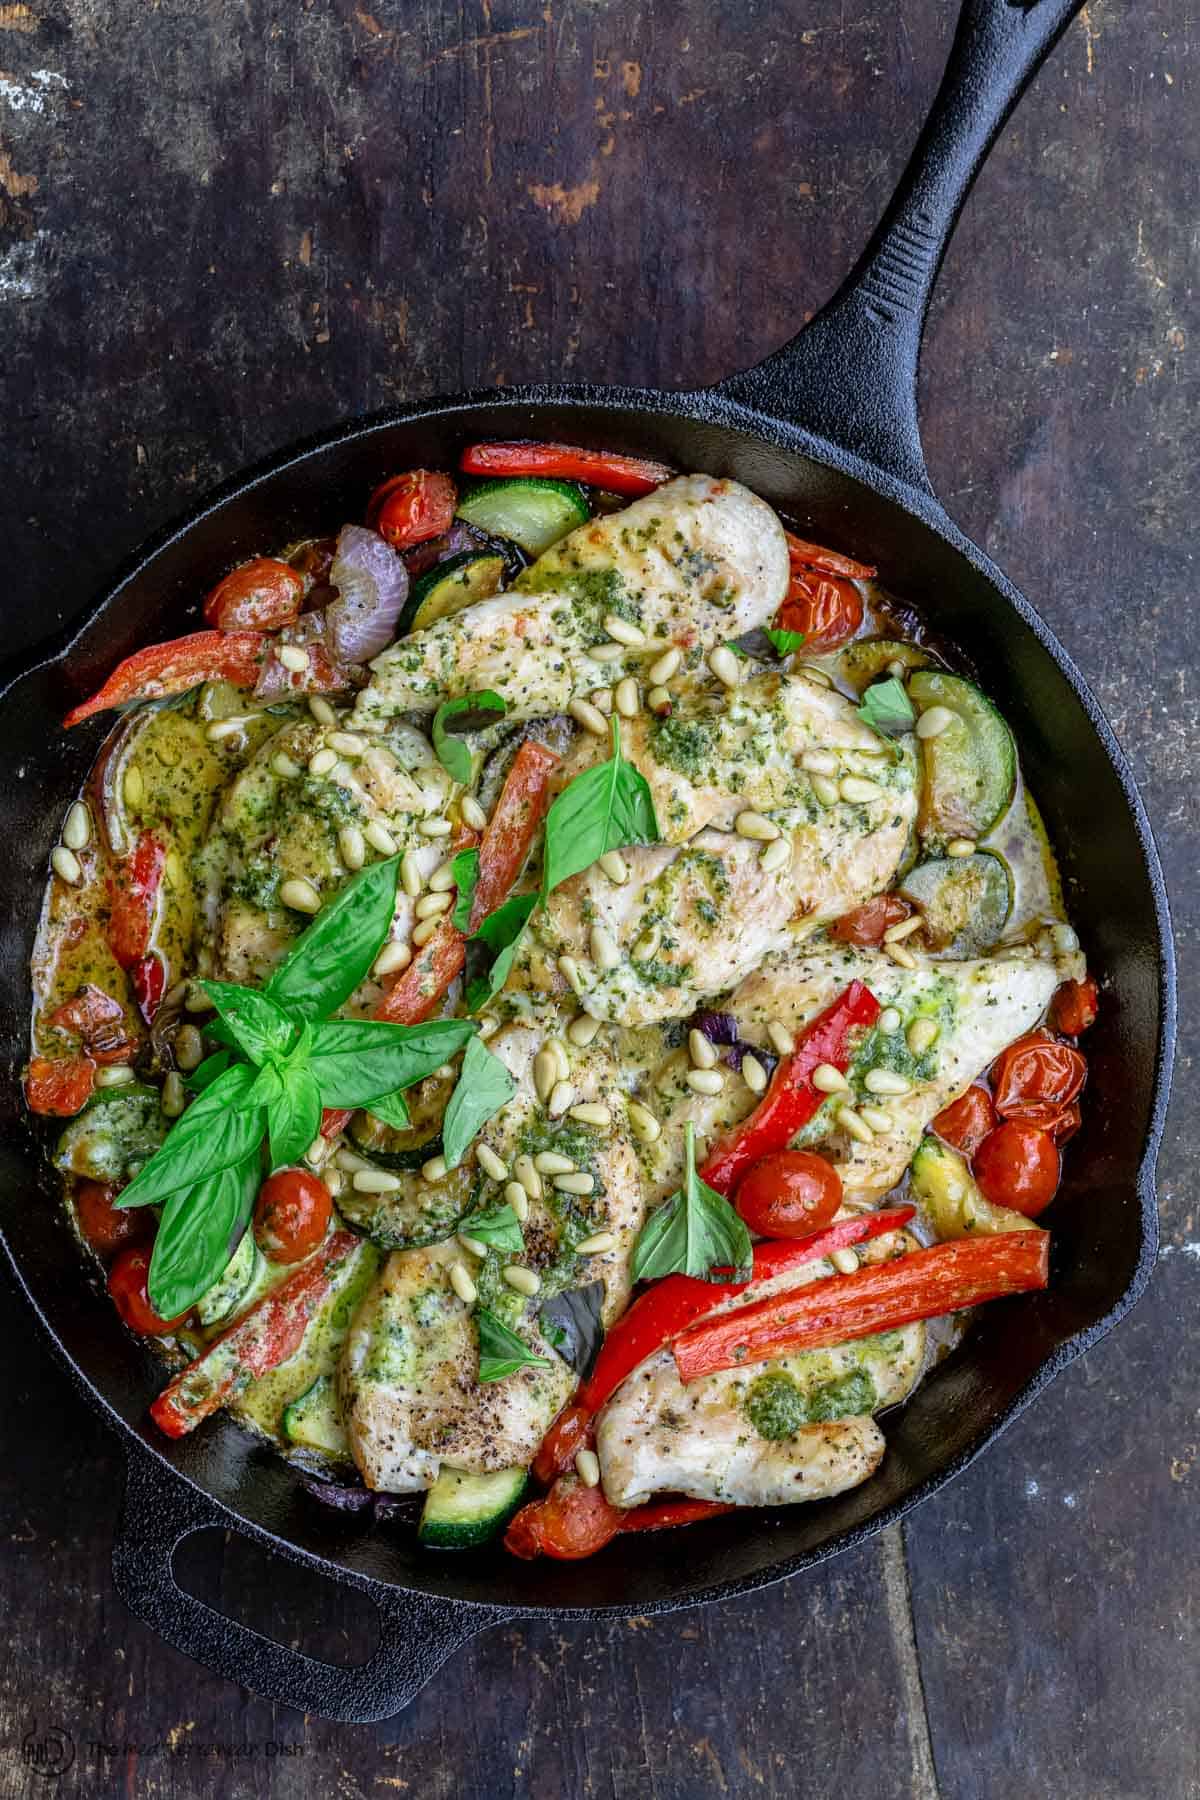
left=432, top=690, right=507, bottom=785
left=540, top=718, right=659, bottom=898
left=464, top=892, right=539, bottom=1011
left=631, top=1121, right=752, bottom=1285
left=441, top=1035, right=517, bottom=1169
left=476, top=1306, right=551, bottom=1383
left=450, top=846, right=480, bottom=931
left=458, top=1198, right=524, bottom=1254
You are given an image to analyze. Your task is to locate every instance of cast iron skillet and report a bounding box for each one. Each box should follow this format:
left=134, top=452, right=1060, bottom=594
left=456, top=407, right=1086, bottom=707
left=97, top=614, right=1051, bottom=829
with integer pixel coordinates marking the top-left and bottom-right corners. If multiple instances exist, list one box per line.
left=0, top=0, right=1175, bottom=1722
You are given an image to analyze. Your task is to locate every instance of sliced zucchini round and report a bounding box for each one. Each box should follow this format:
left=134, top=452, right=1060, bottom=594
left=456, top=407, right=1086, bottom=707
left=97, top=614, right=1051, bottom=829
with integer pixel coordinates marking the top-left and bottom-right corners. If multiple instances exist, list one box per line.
left=900, top=852, right=1011, bottom=957
left=832, top=637, right=932, bottom=696
left=400, top=551, right=506, bottom=636
left=908, top=670, right=1016, bottom=849
left=55, top=1084, right=167, bottom=1184
left=349, top=1115, right=444, bottom=1173
left=455, top=478, right=589, bottom=556
left=418, top=1465, right=530, bottom=1549
left=336, top=1160, right=478, bottom=1250
left=282, top=1373, right=350, bottom=1459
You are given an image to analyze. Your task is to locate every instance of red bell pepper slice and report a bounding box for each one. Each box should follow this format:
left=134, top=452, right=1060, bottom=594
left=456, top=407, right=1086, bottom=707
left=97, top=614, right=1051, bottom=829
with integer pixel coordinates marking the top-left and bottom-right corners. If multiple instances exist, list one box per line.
left=503, top=1474, right=733, bottom=1561
left=107, top=830, right=166, bottom=971
left=673, top=1232, right=1050, bottom=1386
left=459, top=441, right=674, bottom=498
left=48, top=983, right=136, bottom=1063
left=534, top=1205, right=915, bottom=1480
left=24, top=1054, right=96, bottom=1116
left=150, top=1230, right=361, bottom=1438
left=64, top=630, right=267, bottom=727
left=699, top=981, right=882, bottom=1197
left=784, top=530, right=877, bottom=580
left=130, top=951, right=167, bottom=1024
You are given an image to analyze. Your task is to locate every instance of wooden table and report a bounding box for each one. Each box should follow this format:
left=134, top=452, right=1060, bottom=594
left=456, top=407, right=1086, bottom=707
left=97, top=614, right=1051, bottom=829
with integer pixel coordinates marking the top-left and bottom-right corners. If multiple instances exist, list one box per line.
left=1, top=3, right=1194, bottom=1794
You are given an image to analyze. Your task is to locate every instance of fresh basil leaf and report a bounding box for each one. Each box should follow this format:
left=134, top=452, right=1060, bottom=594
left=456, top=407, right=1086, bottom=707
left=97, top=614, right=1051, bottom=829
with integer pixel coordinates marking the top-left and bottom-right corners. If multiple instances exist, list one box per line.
left=857, top=675, right=916, bottom=740
left=432, top=690, right=508, bottom=785
left=458, top=1199, right=524, bottom=1254
left=200, top=979, right=296, bottom=1066
left=365, top=1087, right=412, bottom=1130
left=766, top=627, right=806, bottom=656
left=185, top=1048, right=232, bottom=1092
left=441, top=1035, right=517, bottom=1170
left=116, top=1064, right=264, bottom=1208
left=630, top=1121, right=752, bottom=1284
left=541, top=718, right=660, bottom=897
left=246, top=1061, right=285, bottom=1108
left=307, top=1017, right=476, bottom=1109
left=264, top=856, right=401, bottom=1022
left=539, top=1281, right=605, bottom=1380
left=147, top=1153, right=260, bottom=1319
left=451, top=847, right=480, bottom=932
left=267, top=1065, right=323, bottom=1170
left=464, top=891, right=539, bottom=1010
left=476, top=1306, right=551, bottom=1383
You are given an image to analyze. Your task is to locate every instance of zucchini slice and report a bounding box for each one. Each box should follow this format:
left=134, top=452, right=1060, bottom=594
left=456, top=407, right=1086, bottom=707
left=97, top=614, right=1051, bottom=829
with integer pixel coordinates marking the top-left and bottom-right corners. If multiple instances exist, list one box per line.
left=349, top=1087, right=447, bottom=1173
left=400, top=551, right=506, bottom=636
left=900, top=852, right=1011, bottom=957
left=56, top=1084, right=167, bottom=1184
left=196, top=1228, right=265, bottom=1328
left=418, top=1465, right=530, bottom=1549
left=336, top=1159, right=478, bottom=1250
left=455, top=478, right=589, bottom=556
left=282, top=1373, right=348, bottom=1458
left=909, top=1136, right=1041, bottom=1240
left=908, top=670, right=1016, bottom=849
left=832, top=637, right=932, bottom=696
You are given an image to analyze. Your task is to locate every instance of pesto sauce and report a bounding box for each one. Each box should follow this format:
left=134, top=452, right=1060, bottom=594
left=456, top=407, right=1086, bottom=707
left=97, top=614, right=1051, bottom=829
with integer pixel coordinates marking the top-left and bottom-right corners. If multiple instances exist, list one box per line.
left=744, top=1366, right=878, bottom=1440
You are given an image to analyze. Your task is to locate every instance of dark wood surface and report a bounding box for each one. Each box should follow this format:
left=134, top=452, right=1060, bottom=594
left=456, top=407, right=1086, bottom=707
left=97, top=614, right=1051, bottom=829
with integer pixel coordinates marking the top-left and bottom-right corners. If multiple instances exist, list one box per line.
left=1, top=2, right=1195, bottom=1794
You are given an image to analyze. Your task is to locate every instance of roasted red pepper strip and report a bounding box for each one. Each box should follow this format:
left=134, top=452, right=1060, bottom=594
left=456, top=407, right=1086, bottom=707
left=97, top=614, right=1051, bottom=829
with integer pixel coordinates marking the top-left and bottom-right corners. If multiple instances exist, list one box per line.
left=130, top=951, right=167, bottom=1024
left=785, top=530, right=877, bottom=580
left=620, top=1498, right=736, bottom=1533
left=534, top=1205, right=915, bottom=1480
left=149, top=1231, right=360, bottom=1437
left=107, top=830, right=166, bottom=970
left=24, top=1054, right=96, bottom=1116
left=504, top=1474, right=734, bottom=1560
left=64, top=630, right=266, bottom=727
left=673, top=1233, right=1050, bottom=1385
left=48, top=983, right=135, bottom=1063
left=699, top=982, right=882, bottom=1197
left=460, top=441, right=674, bottom=498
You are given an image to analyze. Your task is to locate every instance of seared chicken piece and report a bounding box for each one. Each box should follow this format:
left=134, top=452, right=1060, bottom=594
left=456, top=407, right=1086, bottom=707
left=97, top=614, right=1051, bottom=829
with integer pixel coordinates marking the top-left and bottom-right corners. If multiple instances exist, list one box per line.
left=353, top=476, right=789, bottom=726
left=641, top=943, right=1057, bottom=1204
left=339, top=1023, right=648, bottom=1490
left=506, top=748, right=917, bottom=1025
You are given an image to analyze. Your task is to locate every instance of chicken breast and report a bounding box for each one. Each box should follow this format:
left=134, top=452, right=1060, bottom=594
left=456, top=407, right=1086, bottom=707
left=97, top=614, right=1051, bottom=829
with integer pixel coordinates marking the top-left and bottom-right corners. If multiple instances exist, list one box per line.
left=352, top=475, right=789, bottom=726
left=505, top=748, right=917, bottom=1026
left=640, top=943, right=1058, bottom=1204
left=339, top=1022, right=648, bottom=1490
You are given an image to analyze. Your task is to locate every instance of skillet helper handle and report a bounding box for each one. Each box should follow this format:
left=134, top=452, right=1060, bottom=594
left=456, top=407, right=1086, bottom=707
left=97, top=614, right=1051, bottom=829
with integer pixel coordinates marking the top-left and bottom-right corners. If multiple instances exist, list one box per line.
left=112, top=1453, right=508, bottom=1723
left=713, top=0, right=1087, bottom=493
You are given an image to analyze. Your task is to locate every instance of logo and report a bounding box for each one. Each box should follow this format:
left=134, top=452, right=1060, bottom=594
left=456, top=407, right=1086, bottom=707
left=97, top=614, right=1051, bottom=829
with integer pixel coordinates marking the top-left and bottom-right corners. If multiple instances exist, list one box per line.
left=21, top=1722, right=75, bottom=1779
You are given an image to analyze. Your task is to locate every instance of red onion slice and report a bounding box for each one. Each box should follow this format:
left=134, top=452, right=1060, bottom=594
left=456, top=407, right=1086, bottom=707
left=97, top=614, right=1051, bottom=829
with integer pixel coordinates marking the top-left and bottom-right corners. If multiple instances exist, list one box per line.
left=327, top=525, right=409, bottom=664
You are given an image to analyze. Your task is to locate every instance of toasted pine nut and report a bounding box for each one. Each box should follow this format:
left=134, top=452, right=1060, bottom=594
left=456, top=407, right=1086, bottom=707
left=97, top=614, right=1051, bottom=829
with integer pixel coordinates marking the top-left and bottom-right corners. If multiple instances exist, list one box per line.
left=309, top=695, right=337, bottom=726
left=418, top=817, right=453, bottom=838
left=96, top=1064, right=134, bottom=1088
left=449, top=1262, right=477, bottom=1305
left=460, top=794, right=488, bottom=832
left=742, top=1054, right=768, bottom=1094
left=879, top=1008, right=902, bottom=1034
left=577, top=1231, right=616, bottom=1256
left=428, top=860, right=457, bottom=892
left=161, top=1072, right=187, bottom=1117
left=353, top=1168, right=402, bottom=1193
left=767, top=1021, right=795, bottom=1056
left=812, top=775, right=840, bottom=807
left=648, top=647, right=681, bottom=684
left=280, top=876, right=322, bottom=914
left=557, top=955, right=587, bottom=995
left=569, top=1102, right=612, bottom=1128
left=548, top=1080, right=574, bottom=1118
left=459, top=1233, right=489, bottom=1258
left=589, top=642, right=626, bottom=664
left=278, top=643, right=309, bottom=673
left=416, top=889, right=453, bottom=919
left=735, top=810, right=780, bottom=843
left=598, top=850, right=629, bottom=885
left=829, top=1247, right=859, bottom=1275
left=575, top=1448, right=602, bottom=1486
left=411, top=915, right=442, bottom=947
left=505, top=1181, right=530, bottom=1223
left=689, top=1028, right=718, bottom=1070
left=708, top=644, right=741, bottom=688
left=860, top=1106, right=894, bottom=1133
left=605, top=613, right=645, bottom=648
left=687, top=1067, right=724, bottom=1096
left=840, top=776, right=882, bottom=804
left=422, top=1155, right=448, bottom=1183
left=647, top=685, right=672, bottom=714
left=836, top=1105, right=874, bottom=1144
left=364, top=820, right=398, bottom=855
left=811, top=1062, right=849, bottom=1093
left=627, top=1101, right=661, bottom=1143
left=308, top=747, right=337, bottom=777
left=883, top=913, right=923, bottom=943
left=329, top=730, right=365, bottom=756
left=400, top=849, right=423, bottom=897
left=534, top=1151, right=575, bottom=1176
left=534, top=1049, right=557, bottom=1105
left=759, top=835, right=792, bottom=873
left=800, top=749, right=838, bottom=776
left=615, top=677, right=640, bottom=718
left=334, top=1146, right=372, bottom=1172
left=516, top=1154, right=545, bottom=1195
left=62, top=801, right=91, bottom=851
left=916, top=705, right=956, bottom=739
left=590, top=923, right=621, bottom=971
left=51, top=846, right=81, bottom=885
left=554, top=1171, right=595, bottom=1195
left=865, top=1068, right=912, bottom=1096
left=502, top=1265, right=541, bottom=1296
left=272, top=752, right=301, bottom=778
left=907, top=1017, right=939, bottom=1055
left=886, top=941, right=918, bottom=970
left=373, top=940, right=412, bottom=979
left=568, top=1013, right=602, bottom=1047
left=946, top=838, right=976, bottom=858
left=569, top=697, right=609, bottom=737
left=477, top=1144, right=509, bottom=1182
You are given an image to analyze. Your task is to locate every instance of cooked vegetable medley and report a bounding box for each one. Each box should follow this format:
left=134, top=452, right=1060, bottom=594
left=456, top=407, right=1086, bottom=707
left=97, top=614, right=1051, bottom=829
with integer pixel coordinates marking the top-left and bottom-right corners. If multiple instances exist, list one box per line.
left=28, top=441, right=1096, bottom=1558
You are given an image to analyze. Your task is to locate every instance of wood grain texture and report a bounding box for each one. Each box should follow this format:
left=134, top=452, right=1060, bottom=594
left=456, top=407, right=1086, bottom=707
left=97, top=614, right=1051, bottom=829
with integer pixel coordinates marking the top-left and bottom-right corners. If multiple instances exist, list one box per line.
left=0, top=1, right=1195, bottom=1795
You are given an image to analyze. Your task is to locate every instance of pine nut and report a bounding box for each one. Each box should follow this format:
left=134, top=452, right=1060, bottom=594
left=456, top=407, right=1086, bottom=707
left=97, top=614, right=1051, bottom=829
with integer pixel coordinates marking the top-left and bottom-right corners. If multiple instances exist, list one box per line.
left=449, top=1262, right=477, bottom=1305
left=735, top=810, right=780, bottom=843
left=615, top=677, right=640, bottom=718
left=548, top=1080, right=574, bottom=1117
left=353, top=1168, right=402, bottom=1193
left=411, top=915, right=441, bottom=946
left=305, top=1134, right=332, bottom=1168
left=648, top=647, right=681, bottom=684
left=460, top=794, right=489, bottom=833
left=534, top=1150, right=575, bottom=1176
left=557, top=955, right=586, bottom=995
left=598, top=850, right=628, bottom=885
left=568, top=1013, right=602, bottom=1048
left=802, top=666, right=833, bottom=688
left=505, top=1181, right=530, bottom=1223
left=946, top=838, right=976, bottom=858
left=689, top=1029, right=717, bottom=1070
left=543, top=1037, right=567, bottom=1080
left=759, top=835, right=792, bottom=873
left=422, top=1155, right=448, bottom=1183
left=324, top=1166, right=344, bottom=1198
left=570, top=697, right=609, bottom=737
left=503, top=1265, right=541, bottom=1296
left=916, top=705, right=956, bottom=739
left=829, top=1247, right=859, bottom=1275
left=591, top=688, right=614, bottom=715
left=516, top=1154, right=544, bottom=1195
left=161, top=1072, right=186, bottom=1118
left=800, top=749, right=838, bottom=776
left=123, top=764, right=145, bottom=805
left=589, top=642, right=626, bottom=664
left=534, top=1049, right=557, bottom=1105
left=329, top=730, right=365, bottom=756
left=886, top=941, right=918, bottom=970
left=577, top=1231, right=616, bottom=1256
left=335, top=1147, right=372, bottom=1172
left=840, top=776, right=882, bottom=804
left=879, top=1008, right=902, bottom=1034
left=569, top=1102, right=612, bottom=1129
left=865, top=1068, right=912, bottom=1096
left=907, top=1017, right=939, bottom=1055
left=743, top=1054, right=768, bottom=1094
left=96, top=1064, right=134, bottom=1088
left=812, top=774, right=840, bottom=807
left=605, top=613, right=645, bottom=647
left=279, top=876, right=322, bottom=915
left=575, top=1448, right=602, bottom=1487
left=308, top=747, right=337, bottom=776
left=272, top=752, right=301, bottom=778
left=62, top=801, right=91, bottom=851
left=1051, top=922, right=1080, bottom=955
left=767, top=1021, right=795, bottom=1056
left=883, top=913, right=923, bottom=943
left=554, top=1171, right=595, bottom=1195
left=647, top=685, right=673, bottom=714
left=590, top=923, right=621, bottom=971
left=627, top=1101, right=661, bottom=1143
left=687, top=1067, right=724, bottom=1096
left=837, top=1105, right=874, bottom=1143
left=887, top=659, right=906, bottom=679
left=632, top=925, right=661, bottom=961
left=364, top=820, right=397, bottom=856
left=708, top=644, right=741, bottom=688
left=400, top=849, right=422, bottom=897
left=337, top=825, right=366, bottom=870
left=418, top=817, right=453, bottom=838
left=459, top=1233, right=489, bottom=1258
left=274, top=643, right=307, bottom=673
left=309, top=695, right=337, bottom=726
left=416, top=890, right=453, bottom=919
left=427, top=861, right=456, bottom=892
left=477, top=1144, right=509, bottom=1182
left=811, top=1062, right=849, bottom=1093
left=860, top=1106, right=894, bottom=1133
left=51, top=846, right=81, bottom=885
left=371, top=941, right=412, bottom=986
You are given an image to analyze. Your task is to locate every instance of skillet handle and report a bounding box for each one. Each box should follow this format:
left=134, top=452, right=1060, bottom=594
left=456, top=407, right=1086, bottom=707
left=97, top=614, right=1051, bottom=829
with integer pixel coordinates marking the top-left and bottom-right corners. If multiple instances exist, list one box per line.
left=711, top=0, right=1087, bottom=494
left=111, top=1452, right=510, bottom=1723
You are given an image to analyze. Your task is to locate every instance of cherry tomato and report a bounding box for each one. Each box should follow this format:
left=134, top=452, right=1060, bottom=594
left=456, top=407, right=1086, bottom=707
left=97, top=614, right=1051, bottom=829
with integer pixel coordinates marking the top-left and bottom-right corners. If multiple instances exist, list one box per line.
left=107, top=831, right=166, bottom=971
left=367, top=471, right=457, bottom=549
left=734, top=1150, right=843, bottom=1237
left=49, top=983, right=135, bottom=1063
left=777, top=571, right=864, bottom=652
left=253, top=1168, right=332, bottom=1264
left=107, top=1245, right=188, bottom=1335
left=1046, top=1102, right=1082, bottom=1146
left=931, top=1085, right=997, bottom=1158
left=24, top=1054, right=95, bottom=1116
left=830, top=894, right=911, bottom=947
left=783, top=531, right=876, bottom=580
left=991, top=1030, right=1086, bottom=1124
left=76, top=1181, right=146, bottom=1256
left=504, top=1477, right=623, bottom=1561
left=203, top=558, right=304, bottom=632
left=1050, top=976, right=1099, bottom=1037
left=973, top=1122, right=1060, bottom=1218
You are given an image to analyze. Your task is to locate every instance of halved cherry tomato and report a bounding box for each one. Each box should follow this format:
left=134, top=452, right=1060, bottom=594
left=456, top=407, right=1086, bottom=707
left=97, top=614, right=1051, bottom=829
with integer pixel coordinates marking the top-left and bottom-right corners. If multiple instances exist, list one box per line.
left=25, top=1054, right=95, bottom=1116
left=108, top=1246, right=188, bottom=1335
left=931, top=1085, right=997, bottom=1157
left=1046, top=1103, right=1082, bottom=1146
left=459, top=441, right=673, bottom=498
left=64, top=630, right=266, bottom=727
left=253, top=1168, right=332, bottom=1264
left=991, top=1030, right=1086, bottom=1125
left=1050, top=976, right=1099, bottom=1037
left=829, top=894, right=911, bottom=947
left=49, top=984, right=135, bottom=1063
left=367, top=471, right=457, bottom=548
left=778, top=571, right=864, bottom=652
left=734, top=1150, right=842, bottom=1237
left=76, top=1181, right=145, bottom=1256
left=203, top=557, right=304, bottom=632
left=973, top=1121, right=1060, bottom=1218
left=107, top=831, right=165, bottom=970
